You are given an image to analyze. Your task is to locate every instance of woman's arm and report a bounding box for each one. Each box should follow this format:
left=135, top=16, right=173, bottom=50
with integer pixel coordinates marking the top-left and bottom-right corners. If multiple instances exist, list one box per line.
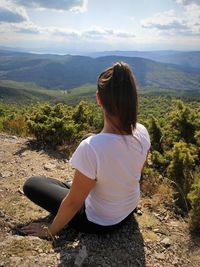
left=49, top=170, right=96, bottom=235
left=22, top=170, right=96, bottom=237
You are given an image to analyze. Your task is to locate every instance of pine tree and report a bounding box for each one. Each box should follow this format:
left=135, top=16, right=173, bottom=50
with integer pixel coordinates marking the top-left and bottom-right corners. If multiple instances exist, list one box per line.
left=170, top=101, right=196, bottom=144
left=149, top=116, right=163, bottom=153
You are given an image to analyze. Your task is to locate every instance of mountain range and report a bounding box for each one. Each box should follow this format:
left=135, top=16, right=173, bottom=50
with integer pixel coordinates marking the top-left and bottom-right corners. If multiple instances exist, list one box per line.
left=0, top=50, right=200, bottom=91
left=86, top=50, right=200, bottom=70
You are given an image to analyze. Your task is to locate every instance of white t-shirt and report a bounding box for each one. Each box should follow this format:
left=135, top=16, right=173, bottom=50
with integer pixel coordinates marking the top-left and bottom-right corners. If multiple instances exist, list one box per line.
left=69, top=123, right=151, bottom=226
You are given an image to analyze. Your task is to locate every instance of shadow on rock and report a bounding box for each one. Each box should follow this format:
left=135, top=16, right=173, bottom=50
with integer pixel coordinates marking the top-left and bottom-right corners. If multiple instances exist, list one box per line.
left=54, top=215, right=146, bottom=267
left=14, top=139, right=71, bottom=160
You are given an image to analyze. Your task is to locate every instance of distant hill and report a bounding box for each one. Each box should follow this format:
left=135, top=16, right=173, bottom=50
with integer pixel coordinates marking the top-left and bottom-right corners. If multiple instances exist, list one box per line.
left=0, top=80, right=56, bottom=103
left=0, top=50, right=200, bottom=92
left=86, top=50, right=200, bottom=70
left=1, top=79, right=200, bottom=105
left=0, top=80, right=98, bottom=104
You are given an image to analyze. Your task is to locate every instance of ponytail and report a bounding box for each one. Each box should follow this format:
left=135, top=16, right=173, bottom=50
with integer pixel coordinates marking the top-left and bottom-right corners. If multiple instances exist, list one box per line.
left=97, top=62, right=138, bottom=134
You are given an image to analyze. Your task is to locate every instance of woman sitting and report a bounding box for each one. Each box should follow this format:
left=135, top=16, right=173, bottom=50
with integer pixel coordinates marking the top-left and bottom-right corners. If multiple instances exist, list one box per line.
left=21, top=62, right=150, bottom=237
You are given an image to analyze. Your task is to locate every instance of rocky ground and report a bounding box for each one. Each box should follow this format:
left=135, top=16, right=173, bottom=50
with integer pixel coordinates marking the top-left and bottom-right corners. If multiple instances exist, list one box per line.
left=0, top=133, right=200, bottom=267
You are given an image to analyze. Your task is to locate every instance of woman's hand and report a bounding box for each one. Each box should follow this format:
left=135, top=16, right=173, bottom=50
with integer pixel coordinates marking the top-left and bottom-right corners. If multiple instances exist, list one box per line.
left=21, top=223, right=50, bottom=238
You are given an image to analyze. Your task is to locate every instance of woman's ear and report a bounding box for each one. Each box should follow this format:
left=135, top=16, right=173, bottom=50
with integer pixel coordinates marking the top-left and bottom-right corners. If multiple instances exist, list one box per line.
left=96, top=91, right=102, bottom=107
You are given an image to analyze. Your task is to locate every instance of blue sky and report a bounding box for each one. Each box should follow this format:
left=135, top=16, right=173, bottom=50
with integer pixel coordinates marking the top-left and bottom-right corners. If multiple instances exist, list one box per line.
left=0, top=0, right=200, bottom=53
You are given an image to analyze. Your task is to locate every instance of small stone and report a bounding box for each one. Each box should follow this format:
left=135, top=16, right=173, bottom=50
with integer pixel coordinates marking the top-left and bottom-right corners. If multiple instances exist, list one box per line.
left=56, top=164, right=65, bottom=170
left=172, top=258, right=179, bottom=265
left=153, top=212, right=165, bottom=221
left=38, top=249, right=43, bottom=253
left=169, top=221, right=179, bottom=227
left=161, top=237, right=171, bottom=248
left=0, top=210, right=5, bottom=218
left=164, top=214, right=169, bottom=221
left=74, top=246, right=87, bottom=266
left=18, top=189, right=24, bottom=195
left=27, top=236, right=41, bottom=241
left=144, top=247, right=150, bottom=254
left=21, top=151, right=28, bottom=157
left=0, top=171, right=12, bottom=178
left=155, top=253, right=165, bottom=260
left=9, top=256, right=22, bottom=265
left=44, top=163, right=57, bottom=171
left=137, top=210, right=143, bottom=215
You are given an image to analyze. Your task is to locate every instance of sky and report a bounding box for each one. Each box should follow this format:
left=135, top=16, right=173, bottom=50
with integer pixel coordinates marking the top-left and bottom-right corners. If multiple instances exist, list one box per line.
left=0, top=0, right=200, bottom=54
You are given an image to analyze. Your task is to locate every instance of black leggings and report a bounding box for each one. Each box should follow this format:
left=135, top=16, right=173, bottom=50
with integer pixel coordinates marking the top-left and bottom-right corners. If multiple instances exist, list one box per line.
left=23, top=176, right=133, bottom=234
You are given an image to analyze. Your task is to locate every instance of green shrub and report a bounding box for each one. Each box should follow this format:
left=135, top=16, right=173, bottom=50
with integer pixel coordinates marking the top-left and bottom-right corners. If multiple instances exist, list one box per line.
left=151, top=150, right=168, bottom=171
left=168, top=100, right=196, bottom=144
left=149, top=116, right=163, bottom=152
left=167, top=141, right=197, bottom=209
left=26, top=101, right=103, bottom=147
left=188, top=176, right=200, bottom=232
left=27, top=103, right=77, bottom=146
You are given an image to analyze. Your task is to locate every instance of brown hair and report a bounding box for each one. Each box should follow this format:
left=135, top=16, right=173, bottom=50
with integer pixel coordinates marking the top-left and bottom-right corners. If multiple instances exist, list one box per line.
left=97, top=61, right=138, bottom=134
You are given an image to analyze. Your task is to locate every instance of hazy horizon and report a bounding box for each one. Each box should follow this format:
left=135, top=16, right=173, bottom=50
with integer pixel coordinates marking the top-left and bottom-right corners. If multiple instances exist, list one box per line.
left=1, top=45, right=200, bottom=56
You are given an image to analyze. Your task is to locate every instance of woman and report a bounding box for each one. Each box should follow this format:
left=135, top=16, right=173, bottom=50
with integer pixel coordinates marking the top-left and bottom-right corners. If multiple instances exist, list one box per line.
left=21, top=62, right=150, bottom=238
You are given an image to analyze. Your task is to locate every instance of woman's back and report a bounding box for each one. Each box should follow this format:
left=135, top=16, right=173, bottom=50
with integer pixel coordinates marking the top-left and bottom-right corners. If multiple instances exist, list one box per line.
left=70, top=123, right=150, bottom=226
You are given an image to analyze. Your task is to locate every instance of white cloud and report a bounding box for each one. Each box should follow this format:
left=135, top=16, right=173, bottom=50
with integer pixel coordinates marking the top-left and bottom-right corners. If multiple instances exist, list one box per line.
left=50, top=27, right=135, bottom=40
left=13, top=0, right=88, bottom=12
left=16, top=22, right=41, bottom=34
left=0, top=20, right=41, bottom=34
left=115, top=31, right=135, bottom=38
left=0, top=1, right=28, bottom=23
left=46, top=27, right=79, bottom=39
left=176, top=0, right=200, bottom=5
left=82, top=28, right=135, bottom=40
left=141, top=10, right=187, bottom=33
left=0, top=19, right=136, bottom=42
left=141, top=8, right=200, bottom=36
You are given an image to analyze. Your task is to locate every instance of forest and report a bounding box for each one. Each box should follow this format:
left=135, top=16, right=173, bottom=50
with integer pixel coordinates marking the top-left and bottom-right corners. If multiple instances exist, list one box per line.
left=0, top=94, right=200, bottom=232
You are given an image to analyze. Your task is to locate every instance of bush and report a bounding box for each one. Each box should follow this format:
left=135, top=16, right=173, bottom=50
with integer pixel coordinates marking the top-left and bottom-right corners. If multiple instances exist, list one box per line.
left=3, top=116, right=28, bottom=137
left=167, top=141, right=197, bottom=209
left=148, top=116, right=163, bottom=152
left=141, top=167, right=174, bottom=207
left=141, top=167, right=162, bottom=196
left=26, top=101, right=103, bottom=147
left=27, top=103, right=77, bottom=146
left=72, top=100, right=103, bottom=132
left=188, top=176, right=200, bottom=232
left=168, top=100, right=196, bottom=144
left=151, top=150, right=168, bottom=171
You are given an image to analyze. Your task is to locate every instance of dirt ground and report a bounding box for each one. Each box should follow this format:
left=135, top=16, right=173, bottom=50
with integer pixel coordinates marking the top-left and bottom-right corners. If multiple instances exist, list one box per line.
left=0, top=133, right=200, bottom=267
